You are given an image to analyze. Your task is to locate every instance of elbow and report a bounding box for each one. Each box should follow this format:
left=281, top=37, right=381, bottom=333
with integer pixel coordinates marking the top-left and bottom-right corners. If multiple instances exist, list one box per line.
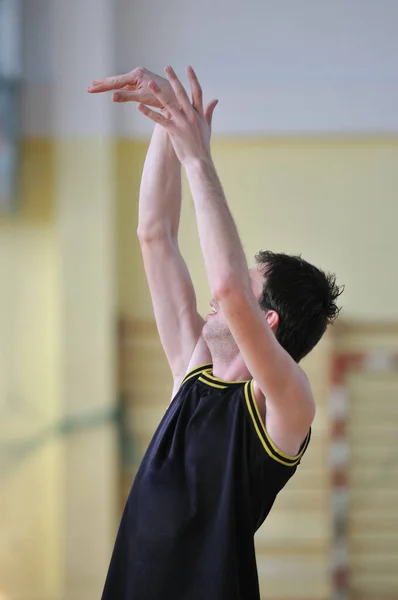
left=137, top=224, right=174, bottom=245
left=212, top=278, right=250, bottom=305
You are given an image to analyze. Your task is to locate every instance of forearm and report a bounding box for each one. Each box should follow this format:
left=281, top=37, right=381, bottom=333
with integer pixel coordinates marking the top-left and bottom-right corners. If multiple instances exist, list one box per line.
left=137, top=125, right=181, bottom=240
left=184, top=158, right=251, bottom=295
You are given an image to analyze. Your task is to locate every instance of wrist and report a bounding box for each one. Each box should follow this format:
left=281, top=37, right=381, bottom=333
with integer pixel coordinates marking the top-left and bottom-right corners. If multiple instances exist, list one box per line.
left=183, top=155, right=215, bottom=174
left=153, top=123, right=171, bottom=141
left=151, top=126, right=180, bottom=163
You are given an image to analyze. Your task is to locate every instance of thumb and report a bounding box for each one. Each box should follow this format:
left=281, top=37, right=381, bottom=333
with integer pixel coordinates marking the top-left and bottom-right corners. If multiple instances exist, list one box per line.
left=204, top=99, right=219, bottom=128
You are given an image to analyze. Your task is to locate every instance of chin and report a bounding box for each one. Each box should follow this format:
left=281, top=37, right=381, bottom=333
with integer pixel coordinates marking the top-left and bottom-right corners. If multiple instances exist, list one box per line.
left=202, top=320, right=216, bottom=339
left=202, top=319, right=212, bottom=336
left=203, top=319, right=229, bottom=341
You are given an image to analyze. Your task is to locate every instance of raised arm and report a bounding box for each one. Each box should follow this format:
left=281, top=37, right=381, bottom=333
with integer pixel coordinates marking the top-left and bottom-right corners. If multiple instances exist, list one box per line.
left=137, top=125, right=210, bottom=389
left=89, top=67, right=215, bottom=394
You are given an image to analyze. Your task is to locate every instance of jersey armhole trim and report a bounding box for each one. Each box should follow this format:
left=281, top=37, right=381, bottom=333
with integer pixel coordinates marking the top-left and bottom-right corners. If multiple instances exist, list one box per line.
left=244, top=380, right=311, bottom=467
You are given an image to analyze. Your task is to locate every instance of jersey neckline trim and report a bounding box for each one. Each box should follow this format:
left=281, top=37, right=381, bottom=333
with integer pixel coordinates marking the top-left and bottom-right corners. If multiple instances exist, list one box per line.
left=198, top=368, right=250, bottom=389
left=180, top=364, right=213, bottom=387
left=181, top=364, right=250, bottom=389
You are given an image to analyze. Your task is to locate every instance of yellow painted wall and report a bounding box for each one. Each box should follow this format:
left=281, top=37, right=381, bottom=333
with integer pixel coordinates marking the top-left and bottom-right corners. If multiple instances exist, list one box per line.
left=0, top=140, right=61, bottom=599
left=1, top=137, right=118, bottom=599
left=117, top=137, right=398, bottom=320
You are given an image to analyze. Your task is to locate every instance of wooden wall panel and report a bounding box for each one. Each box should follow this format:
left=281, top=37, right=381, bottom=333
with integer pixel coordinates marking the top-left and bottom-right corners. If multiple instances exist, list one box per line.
left=347, top=371, right=398, bottom=599
left=330, top=322, right=398, bottom=600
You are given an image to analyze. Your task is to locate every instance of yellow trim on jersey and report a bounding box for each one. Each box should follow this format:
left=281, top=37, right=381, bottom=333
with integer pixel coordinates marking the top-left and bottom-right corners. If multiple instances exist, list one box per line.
left=244, top=380, right=310, bottom=467
left=197, top=377, right=228, bottom=389
left=181, top=364, right=213, bottom=386
left=200, top=368, right=250, bottom=386
left=249, top=380, right=309, bottom=461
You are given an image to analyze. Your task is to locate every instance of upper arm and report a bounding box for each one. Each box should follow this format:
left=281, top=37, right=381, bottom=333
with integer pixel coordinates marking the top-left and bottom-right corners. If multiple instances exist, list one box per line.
left=140, top=234, right=210, bottom=379
left=216, top=284, right=315, bottom=443
left=252, top=377, right=314, bottom=456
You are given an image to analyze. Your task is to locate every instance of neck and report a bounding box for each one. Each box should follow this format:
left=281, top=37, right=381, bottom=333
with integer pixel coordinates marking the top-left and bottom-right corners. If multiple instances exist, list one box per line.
left=210, top=352, right=252, bottom=383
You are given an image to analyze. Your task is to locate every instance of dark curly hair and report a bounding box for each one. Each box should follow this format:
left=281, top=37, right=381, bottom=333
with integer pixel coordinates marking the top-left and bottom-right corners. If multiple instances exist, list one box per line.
left=255, top=251, right=343, bottom=362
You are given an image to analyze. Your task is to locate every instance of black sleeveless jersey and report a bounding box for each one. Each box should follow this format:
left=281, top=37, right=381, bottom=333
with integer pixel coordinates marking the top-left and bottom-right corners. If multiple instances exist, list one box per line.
left=102, top=364, right=311, bottom=600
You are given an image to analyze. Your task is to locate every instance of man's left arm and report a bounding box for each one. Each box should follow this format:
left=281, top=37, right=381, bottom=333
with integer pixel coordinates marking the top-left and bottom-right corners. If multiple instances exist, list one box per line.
left=184, top=158, right=314, bottom=451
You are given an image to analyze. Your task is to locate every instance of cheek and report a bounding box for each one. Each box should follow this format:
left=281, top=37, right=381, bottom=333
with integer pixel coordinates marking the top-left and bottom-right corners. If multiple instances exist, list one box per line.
left=253, top=281, right=263, bottom=300
left=249, top=274, right=263, bottom=299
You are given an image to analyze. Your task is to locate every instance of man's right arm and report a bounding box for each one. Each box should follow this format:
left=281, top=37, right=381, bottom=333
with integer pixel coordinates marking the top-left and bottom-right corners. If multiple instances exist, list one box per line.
left=137, top=125, right=210, bottom=387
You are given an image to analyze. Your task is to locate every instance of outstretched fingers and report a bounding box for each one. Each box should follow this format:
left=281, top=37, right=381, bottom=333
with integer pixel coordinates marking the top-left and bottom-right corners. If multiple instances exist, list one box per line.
left=164, top=66, right=192, bottom=113
left=88, top=72, right=135, bottom=93
left=112, top=91, right=140, bottom=103
left=134, top=67, right=216, bottom=131
left=137, top=103, right=169, bottom=126
left=145, top=79, right=179, bottom=114
left=186, top=66, right=203, bottom=115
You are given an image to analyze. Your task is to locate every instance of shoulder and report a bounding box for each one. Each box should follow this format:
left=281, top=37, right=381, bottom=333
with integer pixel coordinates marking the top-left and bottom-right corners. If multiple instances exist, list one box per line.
left=250, top=369, right=314, bottom=459
left=244, top=378, right=312, bottom=468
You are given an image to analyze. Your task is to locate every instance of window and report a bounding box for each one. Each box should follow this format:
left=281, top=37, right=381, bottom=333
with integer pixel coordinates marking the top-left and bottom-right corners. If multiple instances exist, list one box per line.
left=0, top=0, right=21, bottom=214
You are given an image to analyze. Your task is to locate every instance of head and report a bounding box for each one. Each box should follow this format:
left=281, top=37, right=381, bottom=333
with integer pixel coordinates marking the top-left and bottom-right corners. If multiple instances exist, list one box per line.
left=203, top=251, right=343, bottom=363
left=254, top=251, right=343, bottom=362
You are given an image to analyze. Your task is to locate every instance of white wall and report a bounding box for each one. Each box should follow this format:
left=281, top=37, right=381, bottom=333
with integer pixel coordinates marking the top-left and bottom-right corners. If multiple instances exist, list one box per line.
left=21, top=0, right=398, bottom=136
left=21, top=0, right=115, bottom=137
left=21, top=0, right=53, bottom=136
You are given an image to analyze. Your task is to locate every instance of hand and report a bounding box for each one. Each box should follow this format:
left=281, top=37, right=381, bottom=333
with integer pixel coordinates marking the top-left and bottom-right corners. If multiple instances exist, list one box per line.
left=88, top=67, right=176, bottom=109
left=137, top=66, right=218, bottom=166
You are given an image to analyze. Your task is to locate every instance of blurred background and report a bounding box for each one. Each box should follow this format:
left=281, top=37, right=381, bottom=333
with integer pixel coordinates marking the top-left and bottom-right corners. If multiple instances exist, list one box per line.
left=1, top=0, right=398, bottom=599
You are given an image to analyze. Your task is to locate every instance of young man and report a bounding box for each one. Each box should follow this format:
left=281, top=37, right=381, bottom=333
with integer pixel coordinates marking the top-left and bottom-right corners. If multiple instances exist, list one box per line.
left=89, top=67, right=342, bottom=600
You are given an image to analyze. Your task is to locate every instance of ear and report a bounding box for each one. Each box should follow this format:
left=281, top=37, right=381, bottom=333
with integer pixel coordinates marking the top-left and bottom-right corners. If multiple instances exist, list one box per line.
left=265, top=310, right=279, bottom=331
